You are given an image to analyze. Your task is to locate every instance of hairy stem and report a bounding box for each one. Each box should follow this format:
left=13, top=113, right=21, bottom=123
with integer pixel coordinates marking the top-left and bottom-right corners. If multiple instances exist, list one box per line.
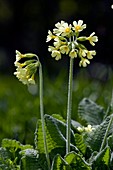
left=39, top=64, right=50, bottom=169
left=66, top=57, right=74, bottom=154
left=100, top=115, right=113, bottom=152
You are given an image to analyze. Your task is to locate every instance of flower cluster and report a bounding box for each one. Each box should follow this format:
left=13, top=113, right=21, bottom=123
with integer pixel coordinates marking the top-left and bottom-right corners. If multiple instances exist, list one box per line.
left=77, top=124, right=95, bottom=133
left=14, top=50, right=40, bottom=85
left=46, top=20, right=98, bottom=67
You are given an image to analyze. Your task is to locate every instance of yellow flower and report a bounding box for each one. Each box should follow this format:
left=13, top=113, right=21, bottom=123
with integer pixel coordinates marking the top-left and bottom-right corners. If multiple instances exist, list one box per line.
left=14, top=67, right=28, bottom=85
left=77, top=125, right=95, bottom=133
left=48, top=46, right=54, bottom=52
left=73, top=20, right=86, bottom=32
left=87, top=32, right=98, bottom=46
left=16, top=50, right=38, bottom=61
left=77, top=126, right=84, bottom=132
left=60, top=45, right=70, bottom=54
left=53, top=21, right=72, bottom=37
left=79, top=48, right=87, bottom=58
left=46, top=20, right=98, bottom=64
left=28, top=74, right=35, bottom=84
left=16, top=50, right=24, bottom=61
left=69, top=49, right=77, bottom=58
left=51, top=50, right=61, bottom=60
left=60, top=23, right=72, bottom=36
left=14, top=50, right=39, bottom=85
left=53, top=20, right=65, bottom=35
left=87, top=50, right=96, bottom=59
left=54, top=37, right=63, bottom=48
left=14, top=65, right=37, bottom=85
left=46, top=30, right=56, bottom=42
left=14, top=61, right=25, bottom=67
left=84, top=125, right=95, bottom=132
left=79, top=58, right=90, bottom=67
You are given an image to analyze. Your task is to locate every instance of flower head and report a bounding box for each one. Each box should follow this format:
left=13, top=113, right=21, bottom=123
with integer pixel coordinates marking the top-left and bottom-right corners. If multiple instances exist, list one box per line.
left=14, top=50, right=40, bottom=85
left=46, top=19, right=98, bottom=67
left=77, top=125, right=95, bottom=133
left=84, top=125, right=95, bottom=132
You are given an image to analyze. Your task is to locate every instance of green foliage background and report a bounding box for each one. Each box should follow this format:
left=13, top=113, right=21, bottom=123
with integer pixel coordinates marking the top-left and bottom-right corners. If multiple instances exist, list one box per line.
left=0, top=65, right=112, bottom=145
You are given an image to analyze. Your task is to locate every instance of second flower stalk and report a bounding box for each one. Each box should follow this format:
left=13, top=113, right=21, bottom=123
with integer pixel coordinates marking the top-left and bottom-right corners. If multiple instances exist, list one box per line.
left=14, top=50, right=51, bottom=169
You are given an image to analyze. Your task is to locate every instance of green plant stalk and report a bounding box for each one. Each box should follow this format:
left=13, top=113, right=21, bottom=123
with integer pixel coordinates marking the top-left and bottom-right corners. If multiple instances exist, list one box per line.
left=66, top=57, right=74, bottom=154
left=39, top=64, right=50, bottom=169
left=100, top=115, right=113, bottom=152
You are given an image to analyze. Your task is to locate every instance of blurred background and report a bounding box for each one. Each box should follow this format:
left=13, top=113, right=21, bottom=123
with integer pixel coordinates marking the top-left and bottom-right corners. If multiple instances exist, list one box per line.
left=0, top=0, right=113, bottom=145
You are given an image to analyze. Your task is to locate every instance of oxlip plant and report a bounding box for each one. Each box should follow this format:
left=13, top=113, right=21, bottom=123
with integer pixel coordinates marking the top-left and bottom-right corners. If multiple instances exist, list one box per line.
left=1, top=19, right=113, bottom=170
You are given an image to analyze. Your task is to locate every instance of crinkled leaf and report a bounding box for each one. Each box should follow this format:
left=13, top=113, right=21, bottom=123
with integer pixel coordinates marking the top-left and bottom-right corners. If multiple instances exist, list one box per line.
left=0, top=147, right=11, bottom=162
left=75, top=133, right=86, bottom=155
left=20, top=149, right=47, bottom=170
left=51, top=152, right=91, bottom=170
left=51, top=154, right=68, bottom=170
left=71, top=119, right=82, bottom=129
left=92, top=146, right=110, bottom=169
left=64, top=151, right=91, bottom=170
left=86, top=115, right=112, bottom=151
left=1, top=138, right=33, bottom=169
left=35, top=114, right=76, bottom=157
left=2, top=138, right=33, bottom=151
left=78, top=98, right=105, bottom=125
left=52, top=114, right=66, bottom=123
left=0, top=147, right=19, bottom=170
left=2, top=138, right=20, bottom=150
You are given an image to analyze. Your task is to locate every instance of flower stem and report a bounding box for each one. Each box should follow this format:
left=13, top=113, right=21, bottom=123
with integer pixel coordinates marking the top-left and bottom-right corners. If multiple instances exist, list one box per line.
left=39, top=64, right=50, bottom=169
left=66, top=57, right=74, bottom=154
left=100, top=115, right=113, bottom=152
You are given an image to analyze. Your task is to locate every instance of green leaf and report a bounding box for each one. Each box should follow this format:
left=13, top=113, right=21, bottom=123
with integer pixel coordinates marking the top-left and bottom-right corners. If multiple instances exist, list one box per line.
left=0, top=147, right=11, bottom=162
left=1, top=138, right=33, bottom=169
left=74, top=133, right=86, bottom=155
left=64, top=151, right=91, bottom=170
left=51, top=154, right=68, bottom=170
left=35, top=116, right=65, bottom=154
left=52, top=114, right=66, bottom=123
left=2, top=138, right=21, bottom=150
left=2, top=138, right=33, bottom=151
left=20, top=149, right=48, bottom=170
left=78, top=98, right=105, bottom=125
left=35, top=114, right=77, bottom=157
left=86, top=115, right=112, bottom=151
left=92, top=146, right=110, bottom=169
left=0, top=147, right=18, bottom=170
left=51, top=152, right=91, bottom=170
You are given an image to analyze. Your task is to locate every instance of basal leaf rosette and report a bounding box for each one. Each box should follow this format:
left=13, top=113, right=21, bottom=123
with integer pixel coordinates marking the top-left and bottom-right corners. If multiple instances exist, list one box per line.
left=14, top=50, right=40, bottom=85
left=46, top=20, right=98, bottom=67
